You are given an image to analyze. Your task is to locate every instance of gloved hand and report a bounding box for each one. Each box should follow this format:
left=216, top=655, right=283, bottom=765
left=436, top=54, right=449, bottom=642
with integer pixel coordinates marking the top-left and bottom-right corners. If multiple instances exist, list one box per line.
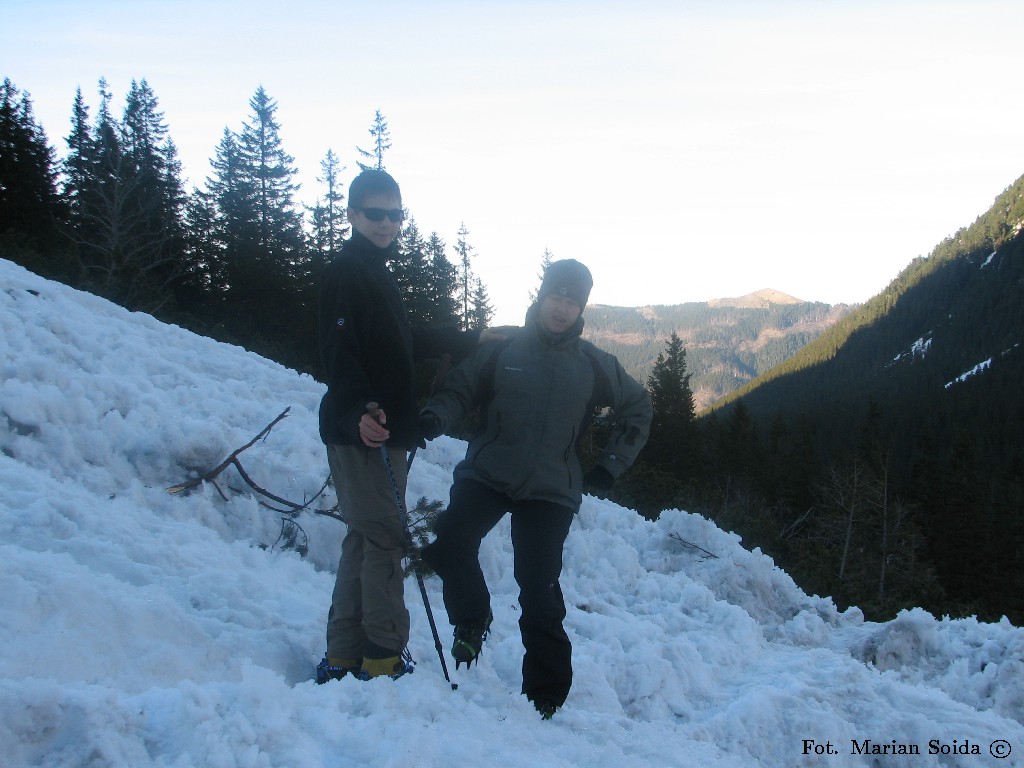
left=583, top=465, right=615, bottom=494
left=416, top=412, right=443, bottom=448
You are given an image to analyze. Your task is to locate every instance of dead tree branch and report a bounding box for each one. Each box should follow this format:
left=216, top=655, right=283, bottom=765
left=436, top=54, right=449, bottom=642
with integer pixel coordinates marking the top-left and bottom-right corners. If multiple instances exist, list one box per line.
left=166, top=408, right=292, bottom=494
left=165, top=407, right=344, bottom=523
left=668, top=532, right=719, bottom=559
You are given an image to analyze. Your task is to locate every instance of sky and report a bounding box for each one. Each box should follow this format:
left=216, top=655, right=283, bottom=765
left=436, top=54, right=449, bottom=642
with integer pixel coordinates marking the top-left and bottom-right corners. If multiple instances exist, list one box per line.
left=4, top=1, right=1024, bottom=325
left=3, top=256, right=1024, bottom=766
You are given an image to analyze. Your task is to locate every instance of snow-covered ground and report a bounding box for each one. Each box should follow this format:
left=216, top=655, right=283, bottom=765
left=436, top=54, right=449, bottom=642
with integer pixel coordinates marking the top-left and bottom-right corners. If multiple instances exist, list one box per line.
left=1, top=258, right=1022, bottom=767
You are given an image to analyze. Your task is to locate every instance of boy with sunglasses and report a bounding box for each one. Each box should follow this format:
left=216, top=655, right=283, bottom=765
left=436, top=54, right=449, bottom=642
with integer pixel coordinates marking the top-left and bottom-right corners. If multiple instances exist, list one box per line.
left=315, top=169, right=500, bottom=682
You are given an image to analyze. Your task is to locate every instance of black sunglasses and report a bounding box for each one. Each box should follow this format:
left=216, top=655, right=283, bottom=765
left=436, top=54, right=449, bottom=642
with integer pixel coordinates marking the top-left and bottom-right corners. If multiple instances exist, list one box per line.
left=359, top=207, right=405, bottom=223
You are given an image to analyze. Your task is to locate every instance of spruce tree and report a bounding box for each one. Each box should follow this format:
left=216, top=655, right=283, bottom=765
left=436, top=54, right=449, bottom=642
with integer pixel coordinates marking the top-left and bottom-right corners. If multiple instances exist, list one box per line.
left=177, top=188, right=222, bottom=313
left=203, top=126, right=259, bottom=309
left=469, top=278, right=494, bottom=330
left=200, top=87, right=310, bottom=361
left=0, top=78, right=62, bottom=245
left=615, top=332, right=701, bottom=514
left=119, top=79, right=187, bottom=310
left=423, top=233, right=459, bottom=325
left=356, top=109, right=391, bottom=171
left=60, top=78, right=186, bottom=310
left=236, top=86, right=306, bottom=271
left=307, top=148, right=348, bottom=277
left=645, top=332, right=697, bottom=468
left=393, top=215, right=433, bottom=324
left=528, top=248, right=555, bottom=305
left=454, top=223, right=475, bottom=330
left=62, top=88, right=94, bottom=234
left=61, top=84, right=105, bottom=284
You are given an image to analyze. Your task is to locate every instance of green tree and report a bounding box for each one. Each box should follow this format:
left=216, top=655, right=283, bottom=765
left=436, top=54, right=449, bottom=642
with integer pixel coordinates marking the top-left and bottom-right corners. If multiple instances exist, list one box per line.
left=393, top=215, right=433, bottom=323
left=119, top=78, right=187, bottom=310
left=453, top=222, right=476, bottom=330
left=0, top=78, right=62, bottom=244
left=528, top=248, right=555, bottom=304
left=176, top=187, right=221, bottom=313
left=236, top=86, right=307, bottom=269
left=307, top=148, right=348, bottom=277
left=196, top=87, right=312, bottom=369
left=58, top=78, right=186, bottom=311
left=645, top=332, right=697, bottom=472
left=423, top=232, right=459, bottom=325
left=202, top=126, right=258, bottom=305
left=469, top=277, right=494, bottom=330
left=61, top=80, right=115, bottom=288
left=61, top=87, right=94, bottom=235
left=357, top=109, right=391, bottom=171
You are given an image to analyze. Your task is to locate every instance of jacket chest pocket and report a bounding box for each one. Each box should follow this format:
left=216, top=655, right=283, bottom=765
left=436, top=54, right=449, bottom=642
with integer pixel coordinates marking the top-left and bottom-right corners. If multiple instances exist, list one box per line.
left=492, top=354, right=545, bottom=412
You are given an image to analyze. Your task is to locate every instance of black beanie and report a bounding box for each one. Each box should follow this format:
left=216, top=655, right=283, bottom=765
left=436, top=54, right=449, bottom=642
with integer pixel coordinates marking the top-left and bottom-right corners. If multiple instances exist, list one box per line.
left=539, top=259, right=593, bottom=308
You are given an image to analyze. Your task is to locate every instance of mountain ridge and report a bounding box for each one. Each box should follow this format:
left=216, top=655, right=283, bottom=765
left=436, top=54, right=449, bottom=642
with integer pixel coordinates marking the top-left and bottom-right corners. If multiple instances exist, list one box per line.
left=707, top=288, right=805, bottom=308
left=582, top=292, right=854, bottom=411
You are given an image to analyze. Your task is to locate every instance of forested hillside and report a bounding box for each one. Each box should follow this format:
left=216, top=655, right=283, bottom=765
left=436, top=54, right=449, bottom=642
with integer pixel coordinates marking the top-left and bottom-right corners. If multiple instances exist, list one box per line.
left=609, top=172, right=1024, bottom=624
left=714, top=172, right=1024, bottom=472
left=583, top=294, right=853, bottom=410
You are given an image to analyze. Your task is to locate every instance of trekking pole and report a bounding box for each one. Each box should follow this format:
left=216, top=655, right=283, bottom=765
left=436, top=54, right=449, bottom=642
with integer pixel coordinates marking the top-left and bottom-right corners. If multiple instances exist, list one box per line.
left=366, top=403, right=457, bottom=691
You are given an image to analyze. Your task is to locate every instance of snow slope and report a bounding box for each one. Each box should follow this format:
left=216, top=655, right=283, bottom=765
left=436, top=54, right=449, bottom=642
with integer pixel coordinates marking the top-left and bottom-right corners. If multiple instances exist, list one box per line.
left=1, top=258, right=1022, bottom=767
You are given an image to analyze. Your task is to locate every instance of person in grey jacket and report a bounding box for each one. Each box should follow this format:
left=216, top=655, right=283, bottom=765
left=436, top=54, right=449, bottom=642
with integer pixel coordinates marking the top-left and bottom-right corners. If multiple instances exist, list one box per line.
left=418, top=259, right=652, bottom=719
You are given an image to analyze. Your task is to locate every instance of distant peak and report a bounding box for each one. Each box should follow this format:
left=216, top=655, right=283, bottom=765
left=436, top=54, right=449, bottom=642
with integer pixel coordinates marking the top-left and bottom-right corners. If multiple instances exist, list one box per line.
left=708, top=289, right=803, bottom=308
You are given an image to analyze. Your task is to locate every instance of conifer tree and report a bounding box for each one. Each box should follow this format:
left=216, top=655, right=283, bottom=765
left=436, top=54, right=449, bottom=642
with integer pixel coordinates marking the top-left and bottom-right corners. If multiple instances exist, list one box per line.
left=393, top=215, right=433, bottom=324
left=423, top=233, right=459, bottom=325
left=200, top=127, right=256, bottom=306
left=356, top=109, right=391, bottom=171
left=177, top=188, right=222, bottom=311
left=119, top=79, right=187, bottom=309
left=528, top=248, right=555, bottom=305
left=645, top=332, right=697, bottom=467
left=200, top=87, right=309, bottom=355
left=59, top=79, right=186, bottom=311
left=236, top=87, right=306, bottom=270
left=62, top=88, right=94, bottom=233
left=469, top=278, right=494, bottom=330
left=454, top=222, right=475, bottom=330
left=0, top=78, right=62, bottom=246
left=61, top=79, right=117, bottom=284
left=307, top=148, right=348, bottom=276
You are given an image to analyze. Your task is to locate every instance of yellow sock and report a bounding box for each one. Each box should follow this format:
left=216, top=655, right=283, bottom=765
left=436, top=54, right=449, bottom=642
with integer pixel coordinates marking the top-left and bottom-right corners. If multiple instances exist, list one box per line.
left=359, top=656, right=400, bottom=679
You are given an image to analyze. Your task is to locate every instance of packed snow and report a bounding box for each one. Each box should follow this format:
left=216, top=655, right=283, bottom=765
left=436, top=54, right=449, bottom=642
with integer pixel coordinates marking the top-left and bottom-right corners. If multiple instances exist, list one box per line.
left=1, top=257, right=1022, bottom=768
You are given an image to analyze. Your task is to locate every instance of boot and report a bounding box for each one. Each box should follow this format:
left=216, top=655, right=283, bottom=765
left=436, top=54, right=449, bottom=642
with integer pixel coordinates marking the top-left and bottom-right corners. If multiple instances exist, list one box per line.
left=357, top=648, right=415, bottom=680
left=532, top=699, right=559, bottom=720
left=452, top=610, right=493, bottom=669
left=315, top=656, right=361, bottom=684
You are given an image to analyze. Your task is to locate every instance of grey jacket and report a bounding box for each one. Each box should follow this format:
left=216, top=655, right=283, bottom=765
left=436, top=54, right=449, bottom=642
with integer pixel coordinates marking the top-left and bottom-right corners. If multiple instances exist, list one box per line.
left=422, top=306, right=652, bottom=510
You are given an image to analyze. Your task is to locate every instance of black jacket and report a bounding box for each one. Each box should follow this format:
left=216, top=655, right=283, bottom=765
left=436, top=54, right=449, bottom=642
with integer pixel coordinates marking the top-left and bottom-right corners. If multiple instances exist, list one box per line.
left=318, top=231, right=478, bottom=448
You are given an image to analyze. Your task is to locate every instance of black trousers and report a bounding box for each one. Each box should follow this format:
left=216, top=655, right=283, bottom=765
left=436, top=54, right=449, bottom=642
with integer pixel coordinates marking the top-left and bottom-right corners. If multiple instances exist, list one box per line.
left=422, top=478, right=576, bottom=706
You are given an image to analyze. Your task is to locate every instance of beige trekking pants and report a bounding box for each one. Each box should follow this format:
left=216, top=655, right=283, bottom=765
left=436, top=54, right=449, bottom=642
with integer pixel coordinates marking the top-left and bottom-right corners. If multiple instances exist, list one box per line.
left=325, top=443, right=411, bottom=660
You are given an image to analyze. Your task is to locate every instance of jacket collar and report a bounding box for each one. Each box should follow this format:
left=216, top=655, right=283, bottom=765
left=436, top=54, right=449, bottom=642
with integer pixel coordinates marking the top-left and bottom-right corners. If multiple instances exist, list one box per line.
left=345, top=230, right=396, bottom=267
